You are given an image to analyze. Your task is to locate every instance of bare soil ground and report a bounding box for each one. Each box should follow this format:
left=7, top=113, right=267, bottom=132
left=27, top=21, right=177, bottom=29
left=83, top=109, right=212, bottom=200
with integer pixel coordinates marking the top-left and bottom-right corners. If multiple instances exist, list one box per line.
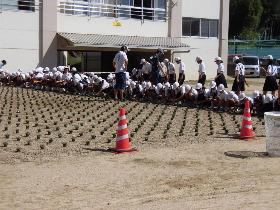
left=0, top=81, right=280, bottom=210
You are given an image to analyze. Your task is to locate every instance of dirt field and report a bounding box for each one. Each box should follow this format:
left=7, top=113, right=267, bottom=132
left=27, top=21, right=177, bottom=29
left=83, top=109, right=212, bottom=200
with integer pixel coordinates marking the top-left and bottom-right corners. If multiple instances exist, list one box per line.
left=1, top=81, right=280, bottom=209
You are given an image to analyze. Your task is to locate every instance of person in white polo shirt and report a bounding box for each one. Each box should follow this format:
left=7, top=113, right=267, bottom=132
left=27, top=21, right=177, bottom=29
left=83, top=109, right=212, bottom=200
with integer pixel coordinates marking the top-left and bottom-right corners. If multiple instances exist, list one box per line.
left=261, top=55, right=278, bottom=97
left=113, top=45, right=128, bottom=101
left=164, top=58, right=176, bottom=84
left=196, top=56, right=206, bottom=87
left=175, top=57, right=186, bottom=85
left=214, top=56, right=228, bottom=88
left=232, top=55, right=246, bottom=95
left=0, top=60, right=7, bottom=70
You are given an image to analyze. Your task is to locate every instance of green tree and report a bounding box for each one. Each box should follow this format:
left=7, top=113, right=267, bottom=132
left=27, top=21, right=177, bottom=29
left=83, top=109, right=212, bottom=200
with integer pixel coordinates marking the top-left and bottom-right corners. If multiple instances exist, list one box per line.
left=229, top=0, right=263, bottom=39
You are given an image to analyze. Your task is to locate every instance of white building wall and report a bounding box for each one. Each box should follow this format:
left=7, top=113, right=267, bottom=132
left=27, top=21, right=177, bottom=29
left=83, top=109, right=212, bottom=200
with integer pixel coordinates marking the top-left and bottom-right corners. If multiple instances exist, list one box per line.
left=57, top=14, right=168, bottom=37
left=0, top=11, right=39, bottom=72
left=171, top=0, right=221, bottom=81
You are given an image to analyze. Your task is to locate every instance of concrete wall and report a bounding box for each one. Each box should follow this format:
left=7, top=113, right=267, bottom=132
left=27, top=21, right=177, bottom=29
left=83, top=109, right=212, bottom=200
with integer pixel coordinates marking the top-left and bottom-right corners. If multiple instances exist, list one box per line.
left=40, top=1, right=58, bottom=68
left=57, top=14, right=168, bottom=37
left=0, top=10, right=40, bottom=71
left=170, top=0, right=225, bottom=82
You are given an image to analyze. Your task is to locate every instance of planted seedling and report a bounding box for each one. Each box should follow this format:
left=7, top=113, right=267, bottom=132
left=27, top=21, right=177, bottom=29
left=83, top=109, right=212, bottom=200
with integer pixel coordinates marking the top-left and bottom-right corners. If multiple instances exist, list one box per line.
left=3, top=142, right=8, bottom=147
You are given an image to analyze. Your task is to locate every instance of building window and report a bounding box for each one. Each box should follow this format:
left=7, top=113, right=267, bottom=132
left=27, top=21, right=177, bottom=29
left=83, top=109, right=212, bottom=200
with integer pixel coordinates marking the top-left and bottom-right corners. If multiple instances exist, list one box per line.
left=209, top=20, right=218, bottom=37
left=201, top=19, right=209, bottom=37
left=59, top=0, right=166, bottom=21
left=182, top=17, right=219, bottom=38
left=18, top=0, right=35, bottom=12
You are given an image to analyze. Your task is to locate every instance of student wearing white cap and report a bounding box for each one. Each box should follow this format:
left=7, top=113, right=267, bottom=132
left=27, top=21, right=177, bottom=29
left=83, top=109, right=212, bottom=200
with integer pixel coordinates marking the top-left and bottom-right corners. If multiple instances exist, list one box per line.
left=205, top=81, right=218, bottom=108
left=184, top=84, right=197, bottom=105
left=232, top=56, right=246, bottom=95
left=217, top=84, right=228, bottom=111
left=252, top=90, right=263, bottom=115
left=113, top=45, right=128, bottom=101
left=150, top=48, right=164, bottom=85
left=262, top=93, right=274, bottom=113
left=159, top=62, right=168, bottom=83
left=140, top=58, right=152, bottom=82
left=195, top=83, right=207, bottom=107
left=261, top=55, right=278, bottom=97
left=175, top=57, right=186, bottom=85
left=196, top=56, right=206, bottom=86
left=226, top=91, right=239, bottom=112
left=0, top=60, right=7, bottom=70
left=164, top=59, right=176, bottom=84
left=214, top=57, right=227, bottom=88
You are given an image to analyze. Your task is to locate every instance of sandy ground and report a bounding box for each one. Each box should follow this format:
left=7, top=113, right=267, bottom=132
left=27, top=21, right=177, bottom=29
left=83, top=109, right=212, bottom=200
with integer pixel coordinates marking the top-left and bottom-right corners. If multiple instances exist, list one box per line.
left=0, top=80, right=280, bottom=210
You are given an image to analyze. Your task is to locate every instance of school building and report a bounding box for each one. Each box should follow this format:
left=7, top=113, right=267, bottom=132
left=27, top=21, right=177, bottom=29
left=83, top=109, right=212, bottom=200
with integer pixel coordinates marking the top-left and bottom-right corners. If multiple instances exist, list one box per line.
left=0, top=0, right=229, bottom=80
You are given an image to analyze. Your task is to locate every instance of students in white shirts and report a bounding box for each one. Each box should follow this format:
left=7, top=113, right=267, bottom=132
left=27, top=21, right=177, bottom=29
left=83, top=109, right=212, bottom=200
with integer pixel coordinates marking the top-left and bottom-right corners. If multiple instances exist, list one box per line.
left=232, top=56, right=246, bottom=95
left=214, top=57, right=228, bottom=88
left=140, top=59, right=152, bottom=81
left=261, top=55, right=278, bottom=97
left=113, top=45, right=128, bottom=101
left=196, top=56, right=206, bottom=86
left=164, top=59, right=176, bottom=84
left=0, top=60, right=7, bottom=69
left=175, top=57, right=186, bottom=85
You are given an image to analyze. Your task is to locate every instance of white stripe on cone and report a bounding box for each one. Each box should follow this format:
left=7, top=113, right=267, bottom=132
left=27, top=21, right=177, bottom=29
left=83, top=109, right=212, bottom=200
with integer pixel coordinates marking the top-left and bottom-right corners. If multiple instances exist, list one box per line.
left=116, top=134, right=129, bottom=141
left=243, top=116, right=252, bottom=121
left=244, top=124, right=253, bottom=129
left=119, top=115, right=126, bottom=120
left=244, top=108, right=250, bottom=113
left=118, top=124, right=127, bottom=130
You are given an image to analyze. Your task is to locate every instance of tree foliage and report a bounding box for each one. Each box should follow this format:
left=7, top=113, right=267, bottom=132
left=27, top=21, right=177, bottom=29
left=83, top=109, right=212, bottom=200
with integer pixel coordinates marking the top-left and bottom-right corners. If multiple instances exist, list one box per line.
left=229, top=0, right=280, bottom=39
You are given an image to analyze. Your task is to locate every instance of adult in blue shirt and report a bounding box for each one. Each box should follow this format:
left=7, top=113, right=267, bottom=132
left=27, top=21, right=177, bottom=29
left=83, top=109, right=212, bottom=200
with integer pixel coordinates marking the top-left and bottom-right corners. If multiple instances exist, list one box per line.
left=150, top=48, right=164, bottom=85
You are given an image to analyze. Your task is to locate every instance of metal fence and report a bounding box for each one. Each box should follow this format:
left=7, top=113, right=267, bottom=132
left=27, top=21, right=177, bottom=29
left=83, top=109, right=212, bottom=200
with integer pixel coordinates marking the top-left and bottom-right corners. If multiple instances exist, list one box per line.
left=0, top=0, right=41, bottom=12
left=58, top=0, right=167, bottom=21
left=229, top=39, right=280, bottom=59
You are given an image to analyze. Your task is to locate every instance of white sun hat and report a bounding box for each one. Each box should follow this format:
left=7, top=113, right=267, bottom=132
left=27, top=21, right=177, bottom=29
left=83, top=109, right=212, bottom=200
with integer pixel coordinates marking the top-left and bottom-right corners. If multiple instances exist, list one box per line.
left=252, top=90, right=260, bottom=98
left=214, top=57, right=222, bottom=62
left=210, top=81, right=217, bottom=89
left=196, top=56, right=203, bottom=62
left=195, top=83, right=203, bottom=90
left=233, top=56, right=239, bottom=62
left=157, top=83, right=163, bottom=90
left=173, top=82, right=179, bottom=89
left=217, top=84, right=225, bottom=92
left=174, top=57, right=181, bottom=62
left=238, top=93, right=246, bottom=101
left=185, top=85, right=191, bottom=92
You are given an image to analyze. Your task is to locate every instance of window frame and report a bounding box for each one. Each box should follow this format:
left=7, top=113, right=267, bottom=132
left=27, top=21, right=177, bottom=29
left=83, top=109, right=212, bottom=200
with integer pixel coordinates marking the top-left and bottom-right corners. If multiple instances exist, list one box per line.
left=182, top=17, right=219, bottom=39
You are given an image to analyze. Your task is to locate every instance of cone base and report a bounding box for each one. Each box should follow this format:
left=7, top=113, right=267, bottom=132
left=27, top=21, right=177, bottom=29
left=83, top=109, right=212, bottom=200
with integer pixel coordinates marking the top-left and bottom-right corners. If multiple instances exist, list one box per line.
left=108, top=147, right=138, bottom=154
left=240, top=134, right=255, bottom=140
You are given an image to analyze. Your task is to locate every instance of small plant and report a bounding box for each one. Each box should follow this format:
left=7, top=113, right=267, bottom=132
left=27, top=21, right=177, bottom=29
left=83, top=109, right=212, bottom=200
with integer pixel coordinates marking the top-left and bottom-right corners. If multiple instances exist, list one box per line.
left=5, top=134, right=10, bottom=139
left=58, top=133, right=62, bottom=138
left=85, top=141, right=90, bottom=146
left=48, top=138, right=53, bottom=144
left=37, top=135, right=41, bottom=140
left=15, top=147, right=21, bottom=153
left=71, top=137, right=75, bottom=142
left=26, top=132, right=30, bottom=137
left=16, top=137, right=21, bottom=141
left=40, top=145, right=45, bottom=150
left=62, top=142, right=67, bottom=147
left=3, top=142, right=8, bottom=147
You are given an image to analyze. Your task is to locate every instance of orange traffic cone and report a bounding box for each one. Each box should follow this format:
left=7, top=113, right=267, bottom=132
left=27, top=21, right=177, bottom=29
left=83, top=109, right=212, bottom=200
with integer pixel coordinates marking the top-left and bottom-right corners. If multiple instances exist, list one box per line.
left=110, top=108, right=137, bottom=153
left=240, top=99, right=255, bottom=140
